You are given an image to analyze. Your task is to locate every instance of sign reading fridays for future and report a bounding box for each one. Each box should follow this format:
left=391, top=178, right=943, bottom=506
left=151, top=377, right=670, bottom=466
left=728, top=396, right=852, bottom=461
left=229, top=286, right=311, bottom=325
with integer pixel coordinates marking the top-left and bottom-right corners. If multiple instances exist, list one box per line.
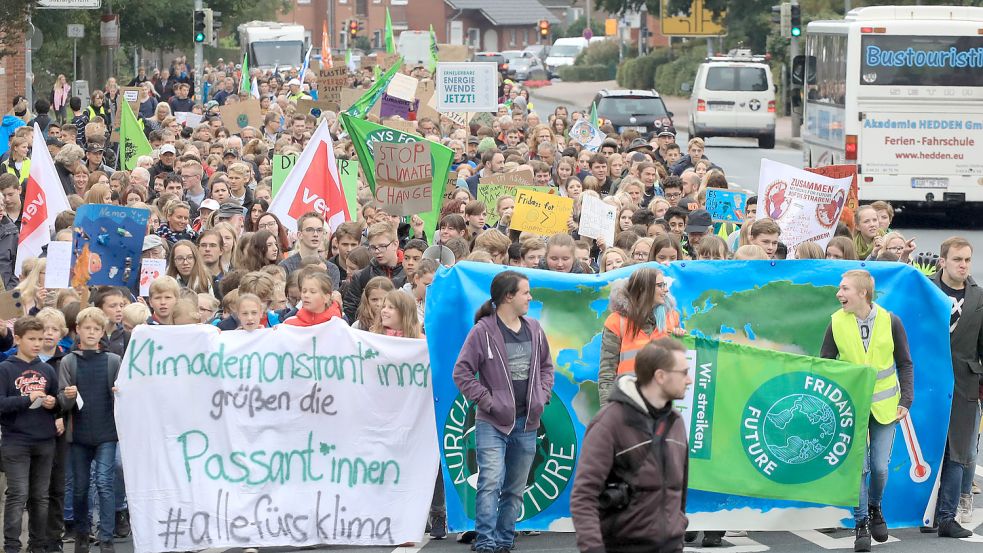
left=116, top=321, right=438, bottom=552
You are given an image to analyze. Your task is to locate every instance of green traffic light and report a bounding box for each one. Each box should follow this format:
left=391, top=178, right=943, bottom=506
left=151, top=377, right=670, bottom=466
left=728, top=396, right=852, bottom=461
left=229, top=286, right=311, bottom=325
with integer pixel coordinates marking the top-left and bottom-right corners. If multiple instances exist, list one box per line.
left=195, top=32, right=205, bottom=42
left=791, top=27, right=801, bottom=37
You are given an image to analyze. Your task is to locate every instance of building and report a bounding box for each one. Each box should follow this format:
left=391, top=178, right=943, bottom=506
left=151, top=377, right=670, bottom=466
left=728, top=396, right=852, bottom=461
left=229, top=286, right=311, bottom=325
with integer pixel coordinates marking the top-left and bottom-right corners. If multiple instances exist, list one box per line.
left=277, top=0, right=560, bottom=53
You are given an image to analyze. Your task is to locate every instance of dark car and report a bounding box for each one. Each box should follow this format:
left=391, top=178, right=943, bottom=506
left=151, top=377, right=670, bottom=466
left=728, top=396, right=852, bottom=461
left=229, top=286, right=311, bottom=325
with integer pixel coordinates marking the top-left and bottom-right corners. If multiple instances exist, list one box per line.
left=473, top=51, right=513, bottom=79
left=590, top=89, right=675, bottom=136
left=502, top=50, right=547, bottom=81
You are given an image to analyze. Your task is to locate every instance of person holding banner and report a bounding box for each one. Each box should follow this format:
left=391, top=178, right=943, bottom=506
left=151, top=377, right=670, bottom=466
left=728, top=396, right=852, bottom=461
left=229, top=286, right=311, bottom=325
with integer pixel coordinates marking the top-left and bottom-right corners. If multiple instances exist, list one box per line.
left=821, top=270, right=914, bottom=552
left=452, top=271, right=555, bottom=553
left=598, top=268, right=684, bottom=404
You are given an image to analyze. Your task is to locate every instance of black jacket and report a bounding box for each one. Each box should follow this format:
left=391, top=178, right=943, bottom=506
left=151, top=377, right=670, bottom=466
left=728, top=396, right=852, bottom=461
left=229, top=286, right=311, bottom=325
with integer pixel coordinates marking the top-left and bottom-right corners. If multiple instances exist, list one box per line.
left=0, top=216, right=18, bottom=290
left=342, top=259, right=407, bottom=322
left=0, top=356, right=59, bottom=445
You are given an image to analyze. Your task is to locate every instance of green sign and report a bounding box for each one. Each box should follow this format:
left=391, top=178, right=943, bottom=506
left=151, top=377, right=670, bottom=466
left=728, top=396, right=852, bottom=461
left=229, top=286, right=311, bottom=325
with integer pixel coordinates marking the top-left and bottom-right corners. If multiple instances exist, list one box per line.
left=272, top=154, right=360, bottom=220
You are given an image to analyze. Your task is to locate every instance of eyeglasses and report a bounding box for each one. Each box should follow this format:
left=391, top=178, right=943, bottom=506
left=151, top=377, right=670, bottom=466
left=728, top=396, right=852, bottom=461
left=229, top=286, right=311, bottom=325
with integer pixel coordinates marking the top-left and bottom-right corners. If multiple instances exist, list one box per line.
left=664, top=192, right=682, bottom=199
left=661, top=368, right=690, bottom=376
left=885, top=246, right=904, bottom=253
left=258, top=222, right=278, bottom=231
left=655, top=281, right=668, bottom=289
left=174, top=255, right=194, bottom=263
left=368, top=240, right=394, bottom=252
left=302, top=227, right=324, bottom=234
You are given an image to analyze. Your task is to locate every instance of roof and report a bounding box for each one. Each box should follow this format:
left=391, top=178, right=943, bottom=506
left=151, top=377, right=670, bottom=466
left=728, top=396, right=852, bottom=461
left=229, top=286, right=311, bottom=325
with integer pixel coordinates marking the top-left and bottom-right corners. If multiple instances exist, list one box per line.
left=445, top=0, right=561, bottom=26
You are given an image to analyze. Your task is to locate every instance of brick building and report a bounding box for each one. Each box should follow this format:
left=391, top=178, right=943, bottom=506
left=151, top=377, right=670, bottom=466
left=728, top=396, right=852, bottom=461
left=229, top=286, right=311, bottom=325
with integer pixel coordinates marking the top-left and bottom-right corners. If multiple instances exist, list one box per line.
left=0, top=45, right=27, bottom=115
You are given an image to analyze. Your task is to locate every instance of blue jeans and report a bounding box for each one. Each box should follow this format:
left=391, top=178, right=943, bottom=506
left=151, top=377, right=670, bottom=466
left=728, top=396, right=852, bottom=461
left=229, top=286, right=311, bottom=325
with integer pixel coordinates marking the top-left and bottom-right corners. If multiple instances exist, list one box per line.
left=71, top=442, right=117, bottom=541
left=474, top=417, right=537, bottom=551
left=855, top=417, right=896, bottom=523
left=939, top=406, right=981, bottom=522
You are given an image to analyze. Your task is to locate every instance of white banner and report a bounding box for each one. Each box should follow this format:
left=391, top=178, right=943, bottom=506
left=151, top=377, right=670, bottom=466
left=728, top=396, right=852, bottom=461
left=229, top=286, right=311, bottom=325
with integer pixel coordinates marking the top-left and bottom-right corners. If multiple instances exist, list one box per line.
left=116, top=320, right=438, bottom=552
left=436, top=62, right=498, bottom=112
left=756, top=158, right=853, bottom=253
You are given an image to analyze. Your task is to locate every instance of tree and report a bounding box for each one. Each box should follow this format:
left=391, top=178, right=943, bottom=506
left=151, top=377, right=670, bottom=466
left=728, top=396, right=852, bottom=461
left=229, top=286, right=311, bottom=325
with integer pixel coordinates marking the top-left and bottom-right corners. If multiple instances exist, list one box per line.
left=0, top=0, right=32, bottom=61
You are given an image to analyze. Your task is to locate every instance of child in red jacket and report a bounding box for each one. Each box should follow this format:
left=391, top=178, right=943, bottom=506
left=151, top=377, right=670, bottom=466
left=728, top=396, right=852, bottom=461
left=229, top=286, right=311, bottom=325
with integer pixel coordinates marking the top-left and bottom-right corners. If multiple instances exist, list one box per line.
left=282, top=271, right=342, bottom=327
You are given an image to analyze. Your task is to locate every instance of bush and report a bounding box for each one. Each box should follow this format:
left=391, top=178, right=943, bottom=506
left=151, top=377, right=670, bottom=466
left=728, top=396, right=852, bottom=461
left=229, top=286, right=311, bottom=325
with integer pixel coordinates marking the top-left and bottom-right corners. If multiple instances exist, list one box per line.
left=617, top=44, right=704, bottom=93
left=576, top=40, right=622, bottom=67
left=557, top=64, right=615, bottom=82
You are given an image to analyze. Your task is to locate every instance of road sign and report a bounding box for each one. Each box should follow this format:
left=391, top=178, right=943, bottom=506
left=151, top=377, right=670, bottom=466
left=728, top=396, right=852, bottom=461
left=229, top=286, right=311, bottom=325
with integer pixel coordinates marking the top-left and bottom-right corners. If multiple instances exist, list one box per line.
left=100, top=14, right=119, bottom=47
left=583, top=28, right=593, bottom=40
left=661, top=0, right=726, bottom=37
left=38, top=0, right=101, bottom=9
left=605, top=18, right=618, bottom=36
left=67, top=24, right=85, bottom=38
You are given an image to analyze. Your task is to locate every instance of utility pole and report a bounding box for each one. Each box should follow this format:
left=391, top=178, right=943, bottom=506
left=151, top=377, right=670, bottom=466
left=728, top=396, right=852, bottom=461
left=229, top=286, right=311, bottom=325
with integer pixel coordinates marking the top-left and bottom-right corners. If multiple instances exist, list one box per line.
left=790, top=0, right=801, bottom=138
left=194, top=0, right=204, bottom=102
left=25, top=17, right=34, bottom=106
left=586, top=0, right=592, bottom=32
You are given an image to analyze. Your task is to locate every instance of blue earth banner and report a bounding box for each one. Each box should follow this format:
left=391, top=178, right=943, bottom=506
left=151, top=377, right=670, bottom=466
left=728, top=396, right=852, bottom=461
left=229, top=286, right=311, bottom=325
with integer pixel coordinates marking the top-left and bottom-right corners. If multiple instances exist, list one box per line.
left=425, top=260, right=952, bottom=531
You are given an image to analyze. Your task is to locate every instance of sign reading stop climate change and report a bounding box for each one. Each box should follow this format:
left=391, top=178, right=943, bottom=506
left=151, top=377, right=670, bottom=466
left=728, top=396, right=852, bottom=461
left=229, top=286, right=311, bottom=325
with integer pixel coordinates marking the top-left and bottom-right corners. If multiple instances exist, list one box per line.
left=436, top=63, right=498, bottom=113
left=115, top=321, right=438, bottom=552
left=374, top=141, right=433, bottom=216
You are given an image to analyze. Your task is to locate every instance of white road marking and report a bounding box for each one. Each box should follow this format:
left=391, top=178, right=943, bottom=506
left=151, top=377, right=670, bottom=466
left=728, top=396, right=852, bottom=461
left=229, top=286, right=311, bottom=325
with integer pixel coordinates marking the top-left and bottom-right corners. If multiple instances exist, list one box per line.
left=792, top=529, right=900, bottom=550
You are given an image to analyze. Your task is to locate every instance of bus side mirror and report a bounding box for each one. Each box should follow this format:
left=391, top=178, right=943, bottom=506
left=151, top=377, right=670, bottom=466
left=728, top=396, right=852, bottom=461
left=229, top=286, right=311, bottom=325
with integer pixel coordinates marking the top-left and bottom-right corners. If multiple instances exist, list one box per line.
left=791, top=55, right=817, bottom=86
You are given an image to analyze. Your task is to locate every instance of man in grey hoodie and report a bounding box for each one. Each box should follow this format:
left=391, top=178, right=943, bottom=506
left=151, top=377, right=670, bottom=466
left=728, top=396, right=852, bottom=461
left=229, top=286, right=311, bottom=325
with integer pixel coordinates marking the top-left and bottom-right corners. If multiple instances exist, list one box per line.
left=453, top=270, right=555, bottom=553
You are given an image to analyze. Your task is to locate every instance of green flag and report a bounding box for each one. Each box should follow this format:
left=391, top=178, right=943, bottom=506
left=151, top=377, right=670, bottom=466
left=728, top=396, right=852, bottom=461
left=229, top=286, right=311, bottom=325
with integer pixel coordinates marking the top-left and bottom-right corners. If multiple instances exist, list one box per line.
left=679, top=336, right=875, bottom=507
left=590, top=102, right=598, bottom=127
left=240, top=52, right=250, bottom=94
left=384, top=8, right=395, bottom=54
left=118, top=100, right=152, bottom=171
left=344, top=59, right=403, bottom=119
left=427, top=24, right=439, bottom=73
left=341, top=113, right=452, bottom=242
left=373, top=64, right=382, bottom=81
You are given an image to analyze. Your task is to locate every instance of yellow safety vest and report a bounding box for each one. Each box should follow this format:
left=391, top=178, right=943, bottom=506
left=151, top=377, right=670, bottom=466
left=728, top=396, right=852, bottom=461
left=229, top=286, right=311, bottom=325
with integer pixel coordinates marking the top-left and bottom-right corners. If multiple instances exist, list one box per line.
left=830, top=304, right=901, bottom=424
left=3, top=158, right=30, bottom=184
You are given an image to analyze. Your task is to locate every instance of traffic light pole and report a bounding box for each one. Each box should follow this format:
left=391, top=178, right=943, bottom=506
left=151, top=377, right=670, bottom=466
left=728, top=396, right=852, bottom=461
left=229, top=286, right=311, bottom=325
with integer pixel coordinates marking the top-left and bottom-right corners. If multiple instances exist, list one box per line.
left=790, top=0, right=800, bottom=138
left=194, top=0, right=204, bottom=103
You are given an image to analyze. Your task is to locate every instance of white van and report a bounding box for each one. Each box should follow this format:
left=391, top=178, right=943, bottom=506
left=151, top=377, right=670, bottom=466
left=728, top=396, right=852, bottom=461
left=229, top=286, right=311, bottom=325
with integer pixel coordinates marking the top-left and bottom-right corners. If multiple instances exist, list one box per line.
left=688, top=49, right=777, bottom=149
left=397, top=31, right=431, bottom=66
left=545, top=37, right=589, bottom=77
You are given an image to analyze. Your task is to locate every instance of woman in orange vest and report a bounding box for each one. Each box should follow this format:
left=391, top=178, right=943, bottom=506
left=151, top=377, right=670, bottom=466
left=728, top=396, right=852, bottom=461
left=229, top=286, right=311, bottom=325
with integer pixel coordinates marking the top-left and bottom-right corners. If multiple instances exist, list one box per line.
left=598, top=267, right=684, bottom=403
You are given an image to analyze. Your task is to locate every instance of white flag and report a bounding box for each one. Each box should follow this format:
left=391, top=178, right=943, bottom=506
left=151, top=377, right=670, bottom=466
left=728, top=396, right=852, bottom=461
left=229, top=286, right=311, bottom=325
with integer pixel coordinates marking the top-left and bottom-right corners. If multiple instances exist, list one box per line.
left=268, top=119, right=350, bottom=232
left=16, top=124, right=72, bottom=275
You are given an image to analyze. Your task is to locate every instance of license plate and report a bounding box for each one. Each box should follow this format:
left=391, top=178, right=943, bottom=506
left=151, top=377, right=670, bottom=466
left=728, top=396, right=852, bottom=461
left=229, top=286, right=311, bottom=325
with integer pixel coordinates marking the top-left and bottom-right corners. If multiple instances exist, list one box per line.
left=619, top=126, right=646, bottom=132
left=709, top=103, right=733, bottom=111
left=911, top=177, right=948, bottom=188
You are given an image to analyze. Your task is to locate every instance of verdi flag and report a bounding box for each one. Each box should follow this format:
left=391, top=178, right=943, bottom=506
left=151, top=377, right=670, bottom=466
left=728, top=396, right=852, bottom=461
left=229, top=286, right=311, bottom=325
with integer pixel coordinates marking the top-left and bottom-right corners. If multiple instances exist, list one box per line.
left=240, top=53, right=250, bottom=94
left=341, top=113, right=452, bottom=240
left=679, top=335, right=875, bottom=507
left=384, top=8, right=395, bottom=54
left=344, top=59, right=402, bottom=118
left=119, top=100, right=152, bottom=171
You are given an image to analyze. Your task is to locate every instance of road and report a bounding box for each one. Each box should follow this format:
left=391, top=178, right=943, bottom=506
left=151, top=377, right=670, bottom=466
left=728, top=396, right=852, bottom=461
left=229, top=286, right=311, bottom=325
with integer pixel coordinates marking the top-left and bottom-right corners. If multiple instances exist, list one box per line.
left=531, top=90, right=983, bottom=273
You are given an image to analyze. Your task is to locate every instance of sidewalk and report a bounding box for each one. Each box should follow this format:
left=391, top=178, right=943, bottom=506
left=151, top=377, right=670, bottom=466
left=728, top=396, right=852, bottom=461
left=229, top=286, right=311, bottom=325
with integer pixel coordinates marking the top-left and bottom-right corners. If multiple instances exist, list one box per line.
left=529, top=80, right=802, bottom=150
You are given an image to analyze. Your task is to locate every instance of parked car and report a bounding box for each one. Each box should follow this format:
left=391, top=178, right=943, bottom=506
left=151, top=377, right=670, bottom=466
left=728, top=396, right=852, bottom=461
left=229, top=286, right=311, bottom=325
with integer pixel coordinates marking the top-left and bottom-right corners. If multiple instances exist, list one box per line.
left=473, top=51, right=513, bottom=79
left=502, top=50, right=547, bottom=81
left=523, top=44, right=551, bottom=63
left=590, top=89, right=675, bottom=136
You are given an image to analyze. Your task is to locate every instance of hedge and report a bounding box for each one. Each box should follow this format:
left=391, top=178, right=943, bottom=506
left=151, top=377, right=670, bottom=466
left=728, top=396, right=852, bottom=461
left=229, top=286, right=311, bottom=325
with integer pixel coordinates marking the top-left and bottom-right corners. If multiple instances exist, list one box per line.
left=557, top=64, right=616, bottom=82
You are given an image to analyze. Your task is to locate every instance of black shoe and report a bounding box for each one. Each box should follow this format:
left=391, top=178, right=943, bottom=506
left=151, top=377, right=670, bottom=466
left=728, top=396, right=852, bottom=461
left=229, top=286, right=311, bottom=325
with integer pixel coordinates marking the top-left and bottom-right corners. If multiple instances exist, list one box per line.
left=854, top=519, right=871, bottom=552
left=920, top=521, right=939, bottom=534
left=684, top=531, right=698, bottom=543
left=701, top=532, right=723, bottom=547
left=99, top=542, right=115, bottom=553
left=938, top=519, right=973, bottom=538
left=868, top=505, right=888, bottom=543
left=428, top=511, right=446, bottom=540
left=75, top=534, right=90, bottom=553
left=113, top=510, right=131, bottom=538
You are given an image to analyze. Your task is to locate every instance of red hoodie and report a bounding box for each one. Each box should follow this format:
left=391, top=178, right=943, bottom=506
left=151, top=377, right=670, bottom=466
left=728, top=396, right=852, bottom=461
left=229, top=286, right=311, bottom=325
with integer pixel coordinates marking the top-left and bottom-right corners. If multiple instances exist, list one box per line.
left=282, top=303, right=343, bottom=327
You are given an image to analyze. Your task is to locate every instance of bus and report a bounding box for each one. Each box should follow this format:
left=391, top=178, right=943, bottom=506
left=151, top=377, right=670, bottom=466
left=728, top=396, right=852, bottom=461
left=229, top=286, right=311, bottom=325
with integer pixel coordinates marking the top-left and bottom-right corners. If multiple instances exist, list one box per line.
left=797, top=6, right=983, bottom=212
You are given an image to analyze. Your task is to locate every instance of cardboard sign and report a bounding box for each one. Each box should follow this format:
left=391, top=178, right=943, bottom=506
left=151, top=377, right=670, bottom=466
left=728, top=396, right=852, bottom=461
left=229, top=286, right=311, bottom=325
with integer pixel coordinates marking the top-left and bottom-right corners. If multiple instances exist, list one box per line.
left=339, top=88, right=366, bottom=111
left=387, top=73, right=419, bottom=102
left=378, top=52, right=401, bottom=71
left=437, top=44, right=471, bottom=62
left=442, top=110, right=469, bottom=128
left=295, top=98, right=340, bottom=119
left=477, top=183, right=554, bottom=227
left=121, top=86, right=142, bottom=114
left=316, top=66, right=348, bottom=104
left=383, top=118, right=418, bottom=135
left=436, top=62, right=498, bottom=113
left=510, top=189, right=573, bottom=236
left=139, top=258, right=166, bottom=297
left=379, top=93, right=415, bottom=119
left=374, top=141, right=434, bottom=216
left=479, top=168, right=536, bottom=187
left=70, top=204, right=150, bottom=291
left=174, top=111, right=203, bottom=128
left=0, top=290, right=25, bottom=320
left=578, top=195, right=617, bottom=246
left=219, top=99, right=263, bottom=132
left=704, top=189, right=748, bottom=223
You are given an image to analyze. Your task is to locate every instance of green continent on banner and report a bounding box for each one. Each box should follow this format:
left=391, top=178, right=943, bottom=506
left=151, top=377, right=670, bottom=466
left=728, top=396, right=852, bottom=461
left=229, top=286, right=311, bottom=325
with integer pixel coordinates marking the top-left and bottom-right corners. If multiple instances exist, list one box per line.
left=442, top=391, right=577, bottom=521
left=680, top=335, right=875, bottom=507
left=341, top=113, right=452, bottom=241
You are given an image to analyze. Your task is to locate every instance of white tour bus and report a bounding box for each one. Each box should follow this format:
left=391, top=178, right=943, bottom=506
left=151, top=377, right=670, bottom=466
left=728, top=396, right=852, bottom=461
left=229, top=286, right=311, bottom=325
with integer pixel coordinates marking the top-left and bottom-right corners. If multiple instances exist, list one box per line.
left=797, top=5, right=983, bottom=211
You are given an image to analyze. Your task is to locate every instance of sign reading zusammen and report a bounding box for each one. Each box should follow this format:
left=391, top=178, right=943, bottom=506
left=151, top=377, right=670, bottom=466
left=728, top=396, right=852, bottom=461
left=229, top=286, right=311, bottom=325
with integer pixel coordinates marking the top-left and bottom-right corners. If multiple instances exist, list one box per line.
left=115, top=320, right=439, bottom=552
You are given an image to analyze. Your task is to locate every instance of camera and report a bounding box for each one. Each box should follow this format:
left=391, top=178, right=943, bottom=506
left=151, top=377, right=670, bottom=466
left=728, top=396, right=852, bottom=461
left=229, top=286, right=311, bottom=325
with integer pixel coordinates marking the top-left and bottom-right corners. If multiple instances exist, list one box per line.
left=598, top=481, right=632, bottom=511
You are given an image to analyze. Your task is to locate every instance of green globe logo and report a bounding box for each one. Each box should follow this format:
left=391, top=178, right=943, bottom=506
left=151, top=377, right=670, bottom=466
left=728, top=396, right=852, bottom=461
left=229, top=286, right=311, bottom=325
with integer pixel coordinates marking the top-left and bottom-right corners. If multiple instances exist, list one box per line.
left=442, top=392, right=577, bottom=521
left=741, top=372, right=857, bottom=484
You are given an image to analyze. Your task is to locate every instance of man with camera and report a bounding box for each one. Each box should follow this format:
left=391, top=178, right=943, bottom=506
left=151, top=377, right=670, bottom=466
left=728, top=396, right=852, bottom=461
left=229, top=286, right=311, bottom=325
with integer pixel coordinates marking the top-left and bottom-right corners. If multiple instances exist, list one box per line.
left=571, top=337, right=692, bottom=553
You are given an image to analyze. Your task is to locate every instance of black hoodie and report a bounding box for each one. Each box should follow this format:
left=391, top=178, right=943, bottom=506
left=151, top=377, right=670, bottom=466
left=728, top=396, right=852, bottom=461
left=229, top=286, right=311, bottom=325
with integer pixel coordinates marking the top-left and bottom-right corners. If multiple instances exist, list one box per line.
left=0, top=356, right=58, bottom=445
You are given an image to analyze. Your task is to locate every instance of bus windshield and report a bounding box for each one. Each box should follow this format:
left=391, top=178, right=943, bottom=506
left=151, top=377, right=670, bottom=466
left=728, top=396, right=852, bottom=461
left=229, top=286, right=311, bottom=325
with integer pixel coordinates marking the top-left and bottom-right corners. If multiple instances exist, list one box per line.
left=860, top=35, right=983, bottom=87
left=249, top=41, right=304, bottom=68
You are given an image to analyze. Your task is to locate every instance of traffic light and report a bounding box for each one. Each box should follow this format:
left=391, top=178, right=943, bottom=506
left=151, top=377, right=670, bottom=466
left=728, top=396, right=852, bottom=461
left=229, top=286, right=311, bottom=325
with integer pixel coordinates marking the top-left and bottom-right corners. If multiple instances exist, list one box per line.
left=348, top=19, right=358, bottom=39
left=202, top=8, right=214, bottom=44
left=193, top=9, right=207, bottom=43
left=538, top=19, right=550, bottom=39
left=211, top=10, right=222, bottom=42
left=772, top=3, right=791, bottom=38
left=358, top=20, right=365, bottom=34
left=790, top=4, right=802, bottom=37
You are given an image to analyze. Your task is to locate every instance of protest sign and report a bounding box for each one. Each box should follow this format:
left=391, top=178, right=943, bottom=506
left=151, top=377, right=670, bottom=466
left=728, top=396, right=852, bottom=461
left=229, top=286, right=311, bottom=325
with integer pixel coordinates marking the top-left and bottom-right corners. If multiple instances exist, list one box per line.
left=805, top=164, right=859, bottom=233
left=317, top=66, right=348, bottom=104
left=704, top=189, right=748, bottom=223
left=139, top=258, right=166, bottom=297
left=578, top=195, right=617, bottom=246
left=436, top=63, right=498, bottom=113
left=415, top=81, right=439, bottom=121
left=441, top=109, right=468, bottom=129
left=427, top=261, right=952, bottom=531
left=374, top=141, right=433, bottom=216
left=378, top=52, right=401, bottom=71
left=340, top=88, right=367, bottom=111
left=437, top=44, right=470, bottom=62
left=219, top=99, right=263, bottom=131
left=569, top=119, right=604, bottom=152
left=296, top=98, right=341, bottom=119
left=379, top=94, right=414, bottom=119
left=477, top=184, right=554, bottom=227
left=116, top=320, right=439, bottom=552
left=272, top=154, right=298, bottom=198
left=757, top=159, right=853, bottom=251
left=510, top=189, right=573, bottom=236
left=382, top=118, right=417, bottom=135
left=44, top=241, right=73, bottom=289
left=386, top=73, right=418, bottom=102
left=479, top=169, right=535, bottom=187
left=70, top=204, right=149, bottom=291
left=121, top=86, right=142, bottom=113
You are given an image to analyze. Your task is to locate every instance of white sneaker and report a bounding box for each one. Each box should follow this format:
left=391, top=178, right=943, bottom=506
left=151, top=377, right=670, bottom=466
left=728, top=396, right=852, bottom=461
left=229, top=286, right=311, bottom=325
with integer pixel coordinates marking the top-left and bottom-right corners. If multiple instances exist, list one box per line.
left=958, top=493, right=974, bottom=524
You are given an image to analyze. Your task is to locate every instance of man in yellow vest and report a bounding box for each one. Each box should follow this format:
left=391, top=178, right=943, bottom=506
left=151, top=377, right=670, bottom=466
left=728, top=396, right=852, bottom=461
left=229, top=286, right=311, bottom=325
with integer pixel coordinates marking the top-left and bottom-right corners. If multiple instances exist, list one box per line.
left=820, top=269, right=914, bottom=553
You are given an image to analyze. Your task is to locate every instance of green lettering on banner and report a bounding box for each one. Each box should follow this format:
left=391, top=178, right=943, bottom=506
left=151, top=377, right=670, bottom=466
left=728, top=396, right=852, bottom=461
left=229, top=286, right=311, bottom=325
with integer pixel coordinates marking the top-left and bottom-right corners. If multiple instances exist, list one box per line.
left=272, top=154, right=297, bottom=198
left=689, top=339, right=717, bottom=460
left=272, top=155, right=360, bottom=219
